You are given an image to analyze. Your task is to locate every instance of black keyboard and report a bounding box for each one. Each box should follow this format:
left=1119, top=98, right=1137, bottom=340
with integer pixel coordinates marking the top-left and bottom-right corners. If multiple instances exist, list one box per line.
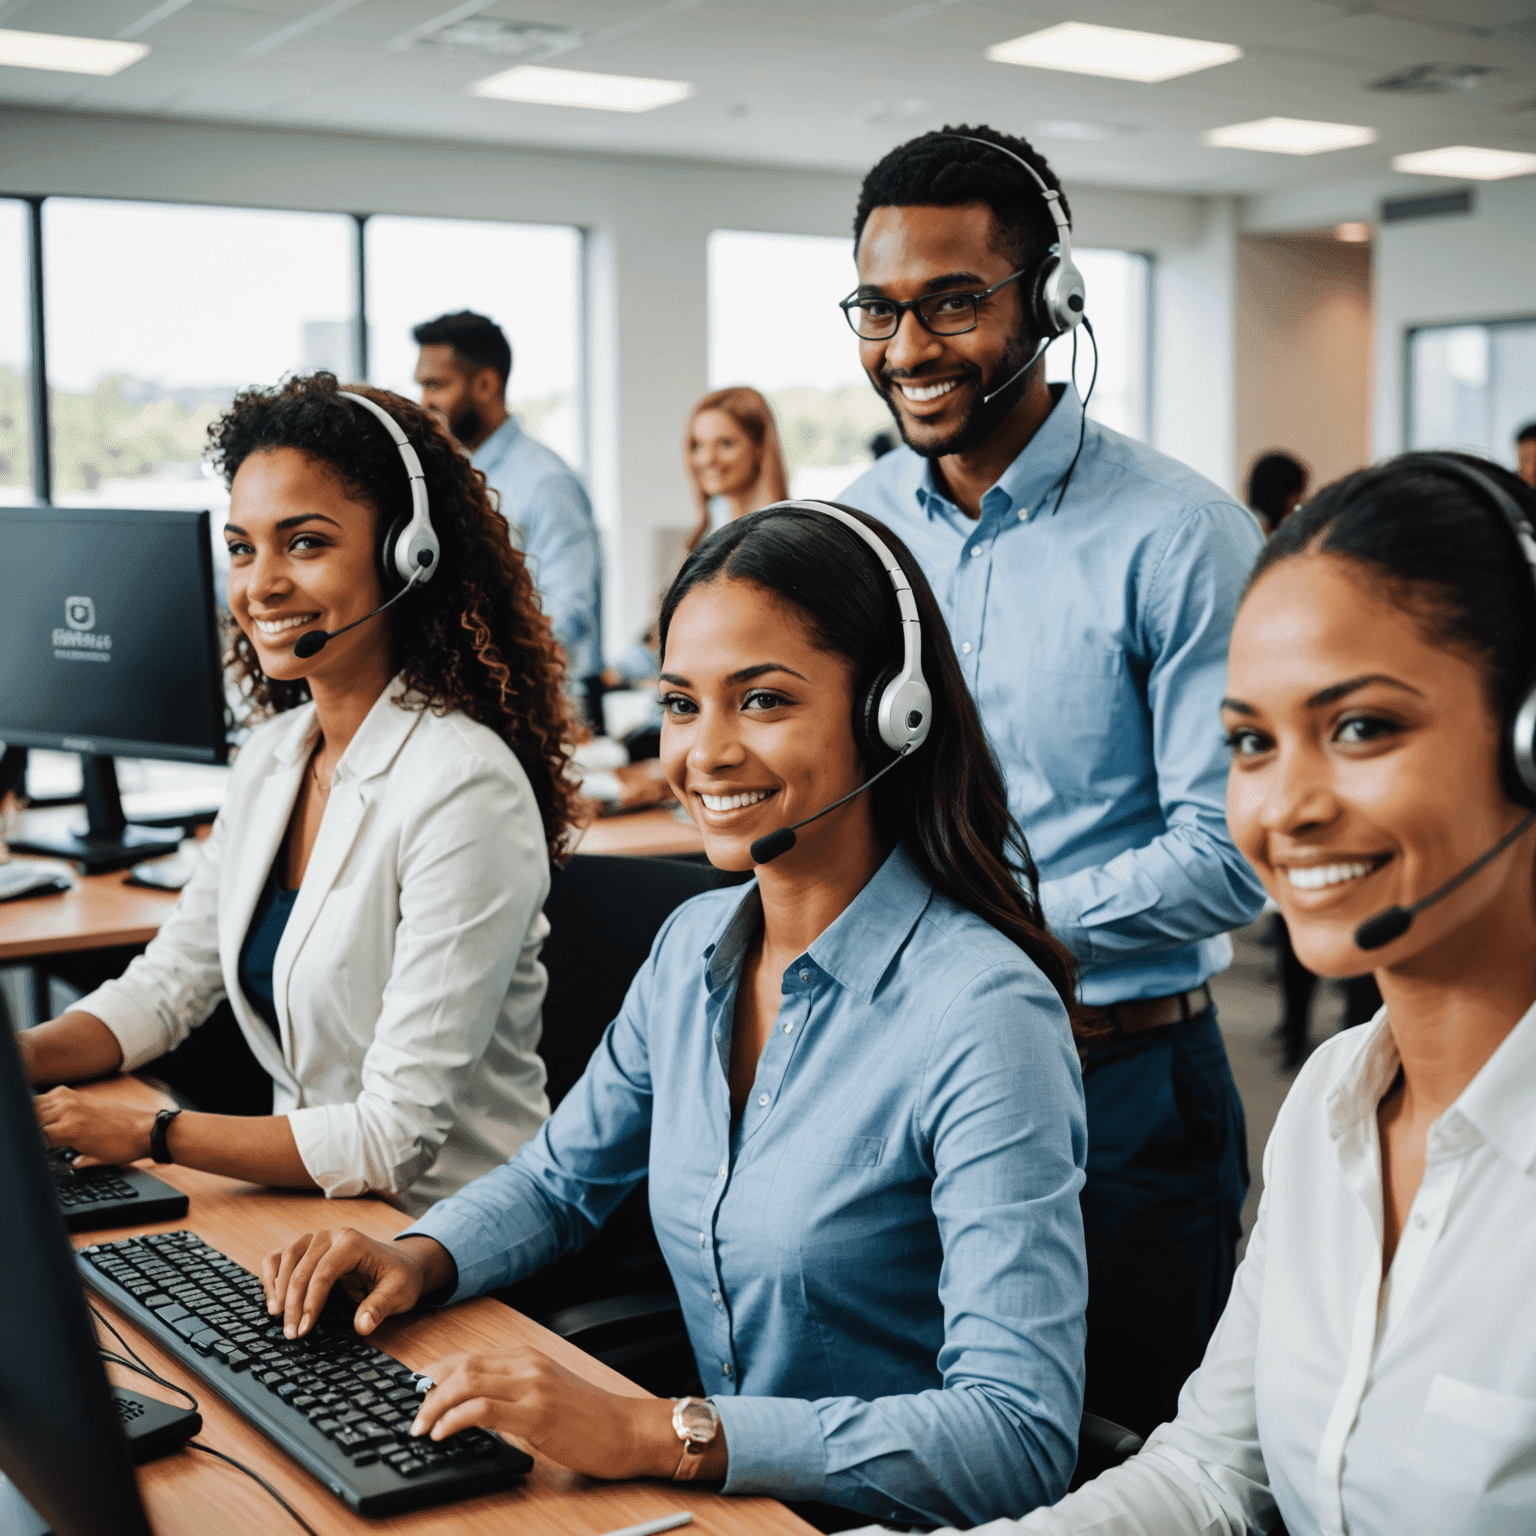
left=79, top=1230, right=532, bottom=1515
left=48, top=1152, right=189, bottom=1232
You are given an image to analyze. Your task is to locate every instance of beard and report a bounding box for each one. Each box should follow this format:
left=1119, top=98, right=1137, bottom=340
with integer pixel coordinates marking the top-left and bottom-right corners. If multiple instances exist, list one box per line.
left=447, top=399, right=483, bottom=446
left=875, top=330, right=1042, bottom=460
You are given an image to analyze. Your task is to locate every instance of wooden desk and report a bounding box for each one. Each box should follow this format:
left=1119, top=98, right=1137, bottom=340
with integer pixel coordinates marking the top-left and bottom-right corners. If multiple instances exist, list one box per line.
left=0, top=861, right=178, bottom=961
left=574, top=808, right=704, bottom=860
left=75, top=1076, right=810, bottom=1536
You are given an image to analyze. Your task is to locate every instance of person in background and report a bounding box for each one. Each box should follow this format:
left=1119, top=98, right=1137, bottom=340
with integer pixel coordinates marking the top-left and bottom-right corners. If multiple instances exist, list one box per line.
left=869, top=431, right=897, bottom=460
left=1247, top=450, right=1310, bottom=534
left=24, top=375, right=576, bottom=1215
left=912, top=451, right=1536, bottom=1536
left=683, top=386, right=789, bottom=552
left=260, top=503, right=1092, bottom=1530
left=1517, top=420, right=1536, bottom=489
left=413, top=310, right=603, bottom=720
left=838, top=123, right=1267, bottom=1437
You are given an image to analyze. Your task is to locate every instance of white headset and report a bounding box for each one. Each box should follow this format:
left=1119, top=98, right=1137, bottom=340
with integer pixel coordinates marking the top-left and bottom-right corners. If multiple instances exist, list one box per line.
left=337, top=390, right=441, bottom=589
left=771, top=500, right=933, bottom=759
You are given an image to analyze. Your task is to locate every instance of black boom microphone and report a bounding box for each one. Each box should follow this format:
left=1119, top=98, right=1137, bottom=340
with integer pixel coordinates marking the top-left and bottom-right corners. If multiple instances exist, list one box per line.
left=749, top=749, right=911, bottom=865
left=1354, top=809, right=1536, bottom=950
left=292, top=557, right=432, bottom=660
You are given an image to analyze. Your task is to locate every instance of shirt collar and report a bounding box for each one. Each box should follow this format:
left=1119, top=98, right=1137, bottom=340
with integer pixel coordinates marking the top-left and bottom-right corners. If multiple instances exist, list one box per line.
left=914, top=381, right=1086, bottom=526
left=470, top=414, right=522, bottom=473
left=1324, top=1000, right=1536, bottom=1176
left=271, top=673, right=423, bottom=785
left=703, top=841, right=935, bottom=1003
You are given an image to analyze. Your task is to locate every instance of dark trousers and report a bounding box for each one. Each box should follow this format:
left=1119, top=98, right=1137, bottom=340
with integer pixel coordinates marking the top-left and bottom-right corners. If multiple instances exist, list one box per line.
left=1080, top=1005, right=1248, bottom=1438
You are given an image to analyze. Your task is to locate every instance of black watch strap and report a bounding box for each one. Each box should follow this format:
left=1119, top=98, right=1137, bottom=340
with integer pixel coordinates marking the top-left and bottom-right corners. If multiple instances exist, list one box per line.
left=149, top=1107, right=182, bottom=1164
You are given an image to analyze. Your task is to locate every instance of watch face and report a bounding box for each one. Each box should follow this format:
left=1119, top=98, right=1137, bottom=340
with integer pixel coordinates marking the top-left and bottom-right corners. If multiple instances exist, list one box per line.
left=676, top=1401, right=716, bottom=1442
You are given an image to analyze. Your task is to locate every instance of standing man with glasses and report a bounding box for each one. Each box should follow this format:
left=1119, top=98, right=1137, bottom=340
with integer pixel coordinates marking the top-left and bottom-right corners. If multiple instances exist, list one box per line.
left=838, top=126, right=1266, bottom=1438
left=414, top=310, right=603, bottom=719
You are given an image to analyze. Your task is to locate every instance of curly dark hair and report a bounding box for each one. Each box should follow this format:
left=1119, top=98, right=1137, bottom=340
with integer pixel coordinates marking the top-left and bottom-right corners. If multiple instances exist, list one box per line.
left=854, top=124, right=1070, bottom=270
left=208, top=371, right=579, bottom=863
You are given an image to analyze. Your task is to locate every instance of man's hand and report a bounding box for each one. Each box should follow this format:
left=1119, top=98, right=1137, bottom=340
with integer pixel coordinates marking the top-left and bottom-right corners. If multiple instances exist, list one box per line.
left=410, top=1348, right=715, bottom=1481
left=34, top=1086, right=154, bottom=1167
left=261, top=1228, right=453, bottom=1340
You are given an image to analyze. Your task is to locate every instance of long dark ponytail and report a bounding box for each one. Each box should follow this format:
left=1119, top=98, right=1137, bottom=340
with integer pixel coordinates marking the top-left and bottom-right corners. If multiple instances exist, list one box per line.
left=658, top=503, right=1081, bottom=1025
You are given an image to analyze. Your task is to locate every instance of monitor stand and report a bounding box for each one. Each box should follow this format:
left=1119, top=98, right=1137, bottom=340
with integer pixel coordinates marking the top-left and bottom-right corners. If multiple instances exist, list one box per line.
left=6, top=755, right=180, bottom=875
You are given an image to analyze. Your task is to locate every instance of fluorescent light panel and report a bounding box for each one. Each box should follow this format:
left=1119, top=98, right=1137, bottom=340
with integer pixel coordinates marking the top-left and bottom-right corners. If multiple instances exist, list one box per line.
left=1205, top=117, right=1376, bottom=155
left=987, top=22, right=1241, bottom=84
left=0, top=27, right=148, bottom=75
left=471, top=64, right=693, bottom=112
left=1392, top=145, right=1536, bottom=180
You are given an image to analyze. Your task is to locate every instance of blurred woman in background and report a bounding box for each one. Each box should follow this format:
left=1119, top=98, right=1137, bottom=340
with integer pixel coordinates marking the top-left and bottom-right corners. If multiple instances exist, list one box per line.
left=684, top=386, right=789, bottom=552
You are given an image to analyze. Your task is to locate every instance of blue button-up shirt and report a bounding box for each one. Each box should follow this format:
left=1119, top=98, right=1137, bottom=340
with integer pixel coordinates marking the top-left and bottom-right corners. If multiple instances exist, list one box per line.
left=472, top=416, right=603, bottom=681
left=405, top=842, right=1088, bottom=1526
left=840, top=387, right=1267, bottom=1006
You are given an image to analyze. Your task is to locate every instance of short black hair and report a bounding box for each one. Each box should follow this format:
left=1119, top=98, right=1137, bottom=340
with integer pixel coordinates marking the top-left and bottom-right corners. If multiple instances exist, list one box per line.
left=853, top=124, right=1070, bottom=270
left=412, top=310, right=512, bottom=389
left=1247, top=451, right=1309, bottom=523
left=1518, top=420, right=1536, bottom=445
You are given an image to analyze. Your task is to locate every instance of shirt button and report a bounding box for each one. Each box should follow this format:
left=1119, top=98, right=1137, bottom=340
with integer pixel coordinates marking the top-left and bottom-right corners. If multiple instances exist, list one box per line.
left=960, top=641, right=972, bottom=655
left=712, top=1291, right=722, bottom=1307
left=757, top=1092, right=769, bottom=1107
left=970, top=545, right=983, bottom=558
left=722, top=1362, right=732, bottom=1378
left=799, top=970, right=810, bottom=982
left=713, top=1030, right=721, bottom=1043
left=718, top=1163, right=727, bottom=1179
left=1018, top=507, right=1028, bottom=520
left=699, top=1232, right=707, bottom=1247
left=784, top=1021, right=794, bottom=1034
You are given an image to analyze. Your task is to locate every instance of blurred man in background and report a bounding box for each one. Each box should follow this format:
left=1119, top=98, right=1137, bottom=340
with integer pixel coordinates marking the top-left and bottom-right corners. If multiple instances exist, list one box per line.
left=1517, top=420, right=1536, bottom=488
left=414, top=310, right=602, bottom=713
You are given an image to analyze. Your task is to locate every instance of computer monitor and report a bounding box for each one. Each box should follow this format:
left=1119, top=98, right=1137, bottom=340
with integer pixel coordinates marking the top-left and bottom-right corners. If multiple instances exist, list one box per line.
left=0, top=506, right=228, bottom=872
left=0, top=1027, right=154, bottom=1536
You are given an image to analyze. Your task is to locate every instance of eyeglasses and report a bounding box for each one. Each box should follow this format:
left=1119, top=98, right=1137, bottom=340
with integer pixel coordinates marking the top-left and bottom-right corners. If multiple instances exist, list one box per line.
left=838, top=269, right=1029, bottom=340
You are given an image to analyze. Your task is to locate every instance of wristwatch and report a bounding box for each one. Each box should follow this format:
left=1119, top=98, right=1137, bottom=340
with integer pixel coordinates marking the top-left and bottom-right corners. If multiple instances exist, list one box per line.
left=149, top=1107, right=182, bottom=1164
left=670, top=1396, right=720, bottom=1480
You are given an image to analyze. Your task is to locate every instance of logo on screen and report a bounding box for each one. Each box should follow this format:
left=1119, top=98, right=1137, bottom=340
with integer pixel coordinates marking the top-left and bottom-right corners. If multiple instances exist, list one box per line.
left=65, top=596, right=96, bottom=632
left=53, top=596, right=112, bottom=662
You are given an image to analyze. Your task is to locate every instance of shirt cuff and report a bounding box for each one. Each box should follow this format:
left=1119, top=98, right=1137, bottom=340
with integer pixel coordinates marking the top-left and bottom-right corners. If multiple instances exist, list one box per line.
left=73, top=981, right=172, bottom=1074
left=715, top=1394, right=827, bottom=1501
left=398, top=1202, right=503, bottom=1306
left=1038, top=879, right=1092, bottom=967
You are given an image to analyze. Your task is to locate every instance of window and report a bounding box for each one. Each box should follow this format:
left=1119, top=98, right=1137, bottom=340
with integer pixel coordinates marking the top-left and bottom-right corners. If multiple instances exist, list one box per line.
left=0, top=199, right=29, bottom=504
left=365, top=216, right=585, bottom=471
left=44, top=198, right=355, bottom=515
left=1407, top=318, right=1536, bottom=468
left=707, top=229, right=1152, bottom=500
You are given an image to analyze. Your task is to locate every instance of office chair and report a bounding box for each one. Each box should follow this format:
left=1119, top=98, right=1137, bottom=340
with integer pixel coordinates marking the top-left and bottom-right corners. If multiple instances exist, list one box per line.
left=1071, top=1410, right=1144, bottom=1488
left=497, top=852, right=749, bottom=1395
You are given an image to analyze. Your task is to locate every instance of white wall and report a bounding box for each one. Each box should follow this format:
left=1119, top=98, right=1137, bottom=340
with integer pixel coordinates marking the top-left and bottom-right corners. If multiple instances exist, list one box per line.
left=1, top=105, right=1233, bottom=650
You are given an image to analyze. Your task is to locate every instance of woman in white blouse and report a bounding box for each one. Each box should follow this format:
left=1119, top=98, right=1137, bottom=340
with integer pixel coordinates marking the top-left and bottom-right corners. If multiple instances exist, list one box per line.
left=915, top=452, right=1536, bottom=1536
left=25, top=374, right=578, bottom=1215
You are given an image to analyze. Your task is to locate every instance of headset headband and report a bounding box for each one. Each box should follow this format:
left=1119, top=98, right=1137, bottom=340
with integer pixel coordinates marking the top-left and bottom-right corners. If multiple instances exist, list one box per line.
left=337, top=389, right=440, bottom=586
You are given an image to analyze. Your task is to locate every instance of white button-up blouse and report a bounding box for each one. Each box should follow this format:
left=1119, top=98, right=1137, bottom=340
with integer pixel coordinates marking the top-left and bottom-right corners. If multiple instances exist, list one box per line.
left=909, top=1002, right=1536, bottom=1536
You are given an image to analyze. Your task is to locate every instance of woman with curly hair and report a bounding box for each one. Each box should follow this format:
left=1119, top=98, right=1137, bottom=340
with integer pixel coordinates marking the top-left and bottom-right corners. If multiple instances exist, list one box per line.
left=24, top=372, right=579, bottom=1216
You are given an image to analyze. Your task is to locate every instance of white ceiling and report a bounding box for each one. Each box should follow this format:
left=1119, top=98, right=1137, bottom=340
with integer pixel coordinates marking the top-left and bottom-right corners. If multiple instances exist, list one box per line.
left=2, top=0, right=1535, bottom=198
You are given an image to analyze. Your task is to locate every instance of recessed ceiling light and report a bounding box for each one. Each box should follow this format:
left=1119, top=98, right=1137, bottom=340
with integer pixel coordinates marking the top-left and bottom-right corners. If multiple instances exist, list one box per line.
left=0, top=27, right=148, bottom=75
left=1205, top=117, right=1376, bottom=155
left=470, top=64, right=693, bottom=112
left=986, top=22, right=1241, bottom=84
left=1392, top=144, right=1536, bottom=180
left=1335, top=222, right=1372, bottom=242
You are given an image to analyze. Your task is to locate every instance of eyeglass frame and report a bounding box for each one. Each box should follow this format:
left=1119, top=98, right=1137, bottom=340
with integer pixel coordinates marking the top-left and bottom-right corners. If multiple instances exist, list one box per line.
left=838, top=267, right=1031, bottom=340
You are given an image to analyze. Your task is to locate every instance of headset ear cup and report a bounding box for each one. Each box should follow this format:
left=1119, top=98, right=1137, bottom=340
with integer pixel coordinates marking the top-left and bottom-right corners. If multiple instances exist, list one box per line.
left=1507, top=682, right=1536, bottom=805
left=858, top=668, right=898, bottom=768
left=377, top=516, right=409, bottom=594
left=1030, top=253, right=1062, bottom=339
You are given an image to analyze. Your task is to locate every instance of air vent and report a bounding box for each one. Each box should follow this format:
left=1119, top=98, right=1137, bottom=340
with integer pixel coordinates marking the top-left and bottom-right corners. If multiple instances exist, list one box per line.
left=401, top=17, right=580, bottom=61
left=1370, top=62, right=1494, bottom=93
left=1380, top=188, right=1475, bottom=224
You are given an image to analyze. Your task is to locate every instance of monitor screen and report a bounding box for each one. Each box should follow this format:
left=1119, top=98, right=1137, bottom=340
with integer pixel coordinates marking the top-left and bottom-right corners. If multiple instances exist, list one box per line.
left=0, top=507, right=227, bottom=764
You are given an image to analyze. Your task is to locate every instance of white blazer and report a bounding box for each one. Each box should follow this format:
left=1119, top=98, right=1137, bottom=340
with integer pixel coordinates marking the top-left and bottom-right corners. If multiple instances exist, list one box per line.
left=79, top=679, right=552, bottom=1216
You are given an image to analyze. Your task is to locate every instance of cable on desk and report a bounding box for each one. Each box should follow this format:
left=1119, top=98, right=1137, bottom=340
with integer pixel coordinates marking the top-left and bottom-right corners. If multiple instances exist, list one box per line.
left=89, top=1301, right=321, bottom=1536
left=186, top=1441, right=323, bottom=1536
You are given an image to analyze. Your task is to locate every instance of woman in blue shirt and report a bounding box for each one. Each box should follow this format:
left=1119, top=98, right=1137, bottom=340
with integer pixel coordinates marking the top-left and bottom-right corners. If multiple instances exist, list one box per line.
left=262, top=502, right=1091, bottom=1528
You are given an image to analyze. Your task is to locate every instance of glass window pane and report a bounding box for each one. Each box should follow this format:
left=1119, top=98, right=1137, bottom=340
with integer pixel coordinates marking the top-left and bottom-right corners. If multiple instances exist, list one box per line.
left=708, top=228, right=1151, bottom=502
left=0, top=199, right=31, bottom=505
left=365, top=216, right=584, bottom=471
left=1408, top=318, right=1536, bottom=471
left=44, top=198, right=355, bottom=522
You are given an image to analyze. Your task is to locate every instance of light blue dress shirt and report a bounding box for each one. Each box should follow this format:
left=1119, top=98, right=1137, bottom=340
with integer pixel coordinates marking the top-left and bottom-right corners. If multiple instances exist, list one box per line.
left=404, top=842, right=1089, bottom=1527
left=472, top=416, right=603, bottom=681
left=839, top=386, right=1267, bottom=1006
